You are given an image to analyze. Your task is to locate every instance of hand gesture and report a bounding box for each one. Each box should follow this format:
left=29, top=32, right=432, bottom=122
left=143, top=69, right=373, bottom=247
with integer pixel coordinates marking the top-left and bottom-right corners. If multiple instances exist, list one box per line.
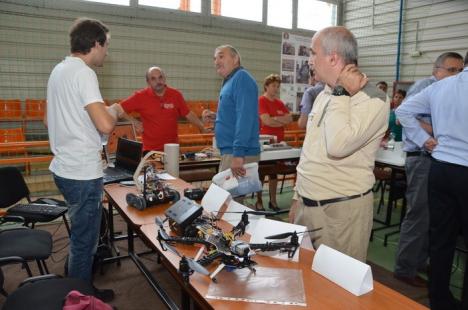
left=335, top=64, right=368, bottom=96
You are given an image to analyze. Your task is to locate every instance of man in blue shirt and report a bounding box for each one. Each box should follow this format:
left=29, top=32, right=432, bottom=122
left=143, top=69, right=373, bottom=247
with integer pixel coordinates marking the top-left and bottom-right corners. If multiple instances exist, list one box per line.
left=396, top=63, right=468, bottom=310
left=393, top=52, right=464, bottom=288
left=297, top=69, right=324, bottom=129
left=213, top=45, right=260, bottom=178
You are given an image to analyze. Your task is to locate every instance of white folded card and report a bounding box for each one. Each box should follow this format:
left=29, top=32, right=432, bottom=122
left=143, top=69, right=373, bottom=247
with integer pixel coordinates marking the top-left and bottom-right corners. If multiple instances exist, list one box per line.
left=201, top=183, right=231, bottom=214
left=311, top=244, right=373, bottom=296
left=249, top=218, right=310, bottom=262
left=221, top=200, right=264, bottom=235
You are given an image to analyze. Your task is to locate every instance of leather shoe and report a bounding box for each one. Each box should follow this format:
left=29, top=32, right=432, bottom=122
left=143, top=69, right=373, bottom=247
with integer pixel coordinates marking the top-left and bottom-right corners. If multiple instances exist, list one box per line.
left=268, top=202, right=280, bottom=211
left=393, top=274, right=427, bottom=287
left=94, top=287, right=115, bottom=302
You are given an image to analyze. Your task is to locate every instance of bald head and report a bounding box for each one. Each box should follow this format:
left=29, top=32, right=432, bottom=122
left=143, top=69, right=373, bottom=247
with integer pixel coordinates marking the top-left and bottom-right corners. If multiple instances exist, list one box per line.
left=146, top=66, right=167, bottom=95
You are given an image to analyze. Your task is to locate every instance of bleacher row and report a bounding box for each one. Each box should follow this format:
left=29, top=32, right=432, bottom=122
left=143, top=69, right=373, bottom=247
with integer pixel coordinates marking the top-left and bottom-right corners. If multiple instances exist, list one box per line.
left=0, top=98, right=306, bottom=170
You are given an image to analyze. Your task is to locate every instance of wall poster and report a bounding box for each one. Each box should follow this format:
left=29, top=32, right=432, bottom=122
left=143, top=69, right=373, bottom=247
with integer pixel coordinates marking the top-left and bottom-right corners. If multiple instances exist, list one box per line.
left=280, top=32, right=311, bottom=113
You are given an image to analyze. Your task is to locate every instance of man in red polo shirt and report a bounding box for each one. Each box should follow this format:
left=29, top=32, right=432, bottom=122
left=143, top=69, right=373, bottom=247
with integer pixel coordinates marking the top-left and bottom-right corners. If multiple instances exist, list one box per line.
left=115, top=66, right=207, bottom=152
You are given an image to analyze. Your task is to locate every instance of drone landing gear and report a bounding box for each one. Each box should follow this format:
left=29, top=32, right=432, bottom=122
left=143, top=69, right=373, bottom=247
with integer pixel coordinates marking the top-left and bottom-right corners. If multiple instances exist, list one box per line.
left=179, top=256, right=193, bottom=284
left=209, top=263, right=225, bottom=282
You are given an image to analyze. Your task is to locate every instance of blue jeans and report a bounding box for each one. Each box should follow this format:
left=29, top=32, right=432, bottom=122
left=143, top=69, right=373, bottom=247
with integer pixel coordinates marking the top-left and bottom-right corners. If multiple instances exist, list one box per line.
left=54, top=174, right=103, bottom=283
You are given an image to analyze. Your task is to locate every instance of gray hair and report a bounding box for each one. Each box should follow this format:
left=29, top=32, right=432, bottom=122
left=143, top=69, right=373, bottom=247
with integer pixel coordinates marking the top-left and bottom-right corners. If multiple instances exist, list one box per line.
left=433, top=52, right=463, bottom=70
left=146, top=66, right=166, bottom=81
left=215, top=44, right=241, bottom=65
left=316, top=26, right=358, bottom=65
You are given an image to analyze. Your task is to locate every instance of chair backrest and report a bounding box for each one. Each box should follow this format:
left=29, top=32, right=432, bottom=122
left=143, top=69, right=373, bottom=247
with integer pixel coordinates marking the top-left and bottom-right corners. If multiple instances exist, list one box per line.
left=0, top=166, right=30, bottom=208
left=0, top=128, right=27, bottom=154
left=0, top=99, right=22, bottom=120
left=25, top=99, right=46, bottom=119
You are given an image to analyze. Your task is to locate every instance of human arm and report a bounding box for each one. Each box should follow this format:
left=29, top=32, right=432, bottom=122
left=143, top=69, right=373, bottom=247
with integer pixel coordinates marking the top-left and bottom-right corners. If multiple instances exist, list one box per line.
left=322, top=66, right=388, bottom=157
left=288, top=199, right=299, bottom=223
left=419, top=120, right=433, bottom=135
left=395, top=86, right=434, bottom=149
left=86, top=102, right=117, bottom=134
left=109, top=102, right=143, bottom=133
left=232, top=72, right=259, bottom=158
left=185, top=111, right=210, bottom=133
left=297, top=113, right=308, bottom=129
left=259, top=113, right=291, bottom=127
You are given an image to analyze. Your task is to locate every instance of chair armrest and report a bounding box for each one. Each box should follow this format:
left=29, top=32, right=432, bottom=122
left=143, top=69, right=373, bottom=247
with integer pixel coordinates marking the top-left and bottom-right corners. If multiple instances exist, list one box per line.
left=18, top=274, right=62, bottom=287
left=0, top=215, right=26, bottom=224
left=0, top=256, right=28, bottom=267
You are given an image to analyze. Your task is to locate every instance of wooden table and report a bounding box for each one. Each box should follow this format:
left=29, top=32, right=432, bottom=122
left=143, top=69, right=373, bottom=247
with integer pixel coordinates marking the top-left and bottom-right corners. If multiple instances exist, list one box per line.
left=104, top=181, right=427, bottom=310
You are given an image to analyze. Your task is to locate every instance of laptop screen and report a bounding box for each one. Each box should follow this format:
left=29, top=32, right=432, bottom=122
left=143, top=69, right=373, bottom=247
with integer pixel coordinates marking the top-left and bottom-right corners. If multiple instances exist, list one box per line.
left=107, top=122, right=137, bottom=157
left=115, top=138, right=142, bottom=172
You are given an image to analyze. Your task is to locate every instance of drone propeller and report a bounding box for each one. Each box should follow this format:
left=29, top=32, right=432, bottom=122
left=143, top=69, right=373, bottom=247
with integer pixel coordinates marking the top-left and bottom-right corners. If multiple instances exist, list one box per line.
left=161, top=237, right=210, bottom=276
left=264, top=227, right=323, bottom=240
left=218, top=209, right=290, bottom=216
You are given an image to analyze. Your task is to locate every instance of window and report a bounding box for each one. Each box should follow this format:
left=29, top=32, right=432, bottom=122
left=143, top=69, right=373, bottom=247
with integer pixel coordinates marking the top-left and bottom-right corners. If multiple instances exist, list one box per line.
left=267, top=0, right=292, bottom=29
left=297, top=0, right=337, bottom=31
left=139, top=0, right=201, bottom=13
left=211, top=0, right=262, bottom=22
left=83, top=0, right=130, bottom=5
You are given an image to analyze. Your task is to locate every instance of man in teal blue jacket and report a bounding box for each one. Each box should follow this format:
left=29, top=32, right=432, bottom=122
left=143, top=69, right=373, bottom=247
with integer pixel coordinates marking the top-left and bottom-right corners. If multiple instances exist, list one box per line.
left=213, top=45, right=260, bottom=177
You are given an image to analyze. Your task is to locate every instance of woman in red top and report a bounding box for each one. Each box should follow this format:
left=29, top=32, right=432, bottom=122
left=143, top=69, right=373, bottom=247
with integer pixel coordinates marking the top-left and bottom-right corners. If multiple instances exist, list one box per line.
left=256, top=74, right=292, bottom=211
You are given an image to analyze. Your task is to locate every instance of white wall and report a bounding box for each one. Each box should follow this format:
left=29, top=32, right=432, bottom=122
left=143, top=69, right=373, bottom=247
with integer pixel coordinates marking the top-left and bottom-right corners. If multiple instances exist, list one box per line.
left=0, top=0, right=314, bottom=101
left=344, top=0, right=468, bottom=92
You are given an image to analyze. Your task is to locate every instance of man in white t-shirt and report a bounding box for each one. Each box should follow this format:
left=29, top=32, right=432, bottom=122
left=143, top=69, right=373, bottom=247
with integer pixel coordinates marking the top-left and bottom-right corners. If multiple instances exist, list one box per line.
left=46, top=17, right=119, bottom=301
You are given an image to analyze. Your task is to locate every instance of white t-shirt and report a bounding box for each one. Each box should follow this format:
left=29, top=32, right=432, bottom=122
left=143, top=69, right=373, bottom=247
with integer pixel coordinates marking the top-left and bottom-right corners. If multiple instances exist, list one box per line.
left=47, top=56, right=104, bottom=180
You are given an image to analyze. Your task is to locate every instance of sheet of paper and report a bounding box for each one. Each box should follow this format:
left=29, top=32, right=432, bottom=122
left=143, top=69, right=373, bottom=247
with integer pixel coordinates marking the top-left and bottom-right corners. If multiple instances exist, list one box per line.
left=311, top=244, right=373, bottom=296
left=221, top=200, right=264, bottom=235
left=249, top=218, right=307, bottom=262
left=201, top=183, right=231, bottom=214
left=155, top=173, right=176, bottom=180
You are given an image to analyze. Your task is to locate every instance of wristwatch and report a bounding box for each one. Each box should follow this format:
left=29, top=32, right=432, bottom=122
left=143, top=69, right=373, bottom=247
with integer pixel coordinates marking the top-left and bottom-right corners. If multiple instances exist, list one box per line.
left=332, top=85, right=351, bottom=97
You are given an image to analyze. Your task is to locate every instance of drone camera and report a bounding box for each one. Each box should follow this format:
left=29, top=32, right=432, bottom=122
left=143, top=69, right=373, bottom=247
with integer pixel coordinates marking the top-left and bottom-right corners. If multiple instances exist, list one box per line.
left=230, top=240, right=251, bottom=257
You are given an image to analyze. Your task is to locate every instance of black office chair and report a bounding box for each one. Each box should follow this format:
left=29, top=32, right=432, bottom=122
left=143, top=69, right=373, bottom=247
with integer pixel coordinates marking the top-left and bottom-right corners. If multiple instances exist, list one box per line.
left=1, top=273, right=96, bottom=310
left=0, top=214, right=53, bottom=295
left=0, top=166, right=70, bottom=235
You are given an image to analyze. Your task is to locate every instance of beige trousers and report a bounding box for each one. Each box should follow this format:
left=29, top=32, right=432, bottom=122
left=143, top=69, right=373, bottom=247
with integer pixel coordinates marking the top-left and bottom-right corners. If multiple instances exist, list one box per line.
left=294, top=192, right=373, bottom=262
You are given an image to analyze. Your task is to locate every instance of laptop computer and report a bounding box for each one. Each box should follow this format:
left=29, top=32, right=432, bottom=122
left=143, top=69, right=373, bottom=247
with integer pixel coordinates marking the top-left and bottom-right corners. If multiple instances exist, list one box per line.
left=105, top=122, right=137, bottom=161
left=103, top=137, right=142, bottom=185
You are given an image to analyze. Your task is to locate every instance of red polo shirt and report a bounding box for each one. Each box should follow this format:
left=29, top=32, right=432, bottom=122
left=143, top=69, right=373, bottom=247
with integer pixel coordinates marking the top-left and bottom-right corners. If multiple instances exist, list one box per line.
left=259, top=96, right=289, bottom=142
left=121, top=86, right=189, bottom=151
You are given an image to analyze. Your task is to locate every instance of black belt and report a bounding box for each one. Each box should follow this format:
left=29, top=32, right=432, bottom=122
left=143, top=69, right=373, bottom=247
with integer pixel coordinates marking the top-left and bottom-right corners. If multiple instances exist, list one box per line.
left=431, top=157, right=468, bottom=169
left=302, top=189, right=372, bottom=207
left=406, top=151, right=429, bottom=157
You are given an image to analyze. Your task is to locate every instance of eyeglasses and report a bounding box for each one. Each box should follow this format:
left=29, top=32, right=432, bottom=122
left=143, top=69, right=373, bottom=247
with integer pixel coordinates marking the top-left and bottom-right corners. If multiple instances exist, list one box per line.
left=437, top=66, right=463, bottom=73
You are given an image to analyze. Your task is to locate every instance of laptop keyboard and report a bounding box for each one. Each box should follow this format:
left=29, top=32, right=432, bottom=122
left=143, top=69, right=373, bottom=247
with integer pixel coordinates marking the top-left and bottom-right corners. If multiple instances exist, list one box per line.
left=8, top=203, right=68, bottom=217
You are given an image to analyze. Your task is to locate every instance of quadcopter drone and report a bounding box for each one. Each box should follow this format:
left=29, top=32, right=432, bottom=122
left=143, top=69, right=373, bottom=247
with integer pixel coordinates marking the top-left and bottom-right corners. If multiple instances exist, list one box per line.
left=155, top=199, right=320, bottom=281
left=126, top=151, right=180, bottom=210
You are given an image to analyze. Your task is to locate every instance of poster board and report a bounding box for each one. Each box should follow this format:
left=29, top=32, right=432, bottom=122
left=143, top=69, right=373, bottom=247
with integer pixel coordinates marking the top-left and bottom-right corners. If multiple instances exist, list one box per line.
left=280, top=32, right=311, bottom=113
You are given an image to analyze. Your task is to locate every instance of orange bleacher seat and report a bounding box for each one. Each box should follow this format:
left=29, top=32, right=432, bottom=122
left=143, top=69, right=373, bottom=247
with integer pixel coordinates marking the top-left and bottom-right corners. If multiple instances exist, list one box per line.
left=285, top=122, right=300, bottom=131
left=208, top=101, right=218, bottom=112
left=25, top=99, right=46, bottom=120
left=0, top=99, right=22, bottom=120
left=0, top=127, right=30, bottom=173
left=187, top=101, right=209, bottom=118
left=178, top=123, right=199, bottom=135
